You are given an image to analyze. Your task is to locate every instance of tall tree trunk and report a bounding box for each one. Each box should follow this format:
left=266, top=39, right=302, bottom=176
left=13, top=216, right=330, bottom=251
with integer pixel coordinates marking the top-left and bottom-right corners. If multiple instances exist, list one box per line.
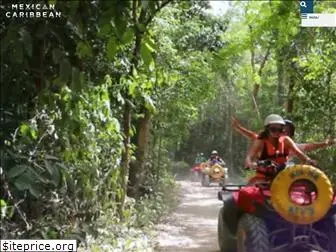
left=118, top=101, right=131, bottom=217
left=126, top=0, right=172, bottom=197
left=128, top=108, right=152, bottom=198
left=118, top=0, right=140, bottom=216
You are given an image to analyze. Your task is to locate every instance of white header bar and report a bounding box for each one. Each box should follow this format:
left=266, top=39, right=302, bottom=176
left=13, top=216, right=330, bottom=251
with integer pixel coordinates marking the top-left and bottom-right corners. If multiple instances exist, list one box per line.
left=301, top=13, right=336, bottom=27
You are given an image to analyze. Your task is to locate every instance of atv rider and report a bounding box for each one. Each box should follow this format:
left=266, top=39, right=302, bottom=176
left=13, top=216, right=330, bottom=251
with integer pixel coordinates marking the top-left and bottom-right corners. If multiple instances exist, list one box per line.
left=208, top=150, right=226, bottom=167
left=191, top=152, right=207, bottom=173
left=195, top=152, right=206, bottom=164
left=232, top=116, right=335, bottom=155
left=244, top=114, right=317, bottom=183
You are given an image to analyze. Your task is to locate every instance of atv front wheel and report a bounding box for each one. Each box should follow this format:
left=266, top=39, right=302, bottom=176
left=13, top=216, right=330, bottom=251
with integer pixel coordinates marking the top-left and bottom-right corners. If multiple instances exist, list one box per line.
left=190, top=171, right=199, bottom=182
left=201, top=174, right=210, bottom=186
left=328, top=215, right=336, bottom=252
left=218, top=207, right=236, bottom=252
left=237, top=214, right=270, bottom=252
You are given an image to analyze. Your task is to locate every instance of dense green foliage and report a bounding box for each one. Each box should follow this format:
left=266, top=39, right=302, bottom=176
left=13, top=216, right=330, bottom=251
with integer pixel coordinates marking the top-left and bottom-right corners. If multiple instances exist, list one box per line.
left=1, top=0, right=335, bottom=248
left=178, top=1, right=336, bottom=179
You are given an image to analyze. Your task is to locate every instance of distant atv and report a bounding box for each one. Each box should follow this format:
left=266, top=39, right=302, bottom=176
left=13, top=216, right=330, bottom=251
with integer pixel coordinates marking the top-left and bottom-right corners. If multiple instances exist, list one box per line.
left=217, top=160, right=336, bottom=252
left=201, top=161, right=228, bottom=187
left=190, top=162, right=206, bottom=182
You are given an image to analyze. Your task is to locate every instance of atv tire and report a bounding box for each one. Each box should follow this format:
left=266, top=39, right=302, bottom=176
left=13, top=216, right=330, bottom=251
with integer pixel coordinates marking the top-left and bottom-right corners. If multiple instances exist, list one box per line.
left=190, top=171, right=199, bottom=182
left=201, top=174, right=210, bottom=187
left=328, top=215, right=336, bottom=252
left=237, top=214, right=270, bottom=252
left=218, top=207, right=236, bottom=252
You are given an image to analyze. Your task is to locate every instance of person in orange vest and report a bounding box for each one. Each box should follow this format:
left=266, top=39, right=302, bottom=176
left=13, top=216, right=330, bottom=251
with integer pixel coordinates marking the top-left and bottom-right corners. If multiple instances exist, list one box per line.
left=232, top=116, right=335, bottom=157
left=244, top=114, right=317, bottom=183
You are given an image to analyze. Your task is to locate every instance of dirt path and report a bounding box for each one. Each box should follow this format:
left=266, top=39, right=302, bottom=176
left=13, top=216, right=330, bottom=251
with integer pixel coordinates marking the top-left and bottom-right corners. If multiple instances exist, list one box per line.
left=155, top=178, right=224, bottom=252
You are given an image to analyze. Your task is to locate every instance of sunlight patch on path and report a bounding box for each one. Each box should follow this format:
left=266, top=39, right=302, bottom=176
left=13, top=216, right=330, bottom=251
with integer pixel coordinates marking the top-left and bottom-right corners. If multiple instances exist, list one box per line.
left=155, top=180, right=223, bottom=252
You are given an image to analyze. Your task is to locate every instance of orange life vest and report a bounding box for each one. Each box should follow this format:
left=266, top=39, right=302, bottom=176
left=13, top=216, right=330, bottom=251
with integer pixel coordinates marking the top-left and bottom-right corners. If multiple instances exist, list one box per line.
left=254, top=137, right=289, bottom=179
left=260, top=137, right=289, bottom=165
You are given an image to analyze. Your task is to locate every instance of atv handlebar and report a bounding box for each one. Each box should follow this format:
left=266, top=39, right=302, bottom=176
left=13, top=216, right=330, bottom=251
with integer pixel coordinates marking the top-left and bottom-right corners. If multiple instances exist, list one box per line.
left=221, top=182, right=271, bottom=192
left=244, top=159, right=279, bottom=172
left=256, top=160, right=278, bottom=167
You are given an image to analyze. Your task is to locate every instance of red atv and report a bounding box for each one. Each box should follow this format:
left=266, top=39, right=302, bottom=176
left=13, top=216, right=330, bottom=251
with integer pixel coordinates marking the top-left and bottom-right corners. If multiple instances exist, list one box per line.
left=217, top=160, right=336, bottom=252
left=189, top=163, right=204, bottom=182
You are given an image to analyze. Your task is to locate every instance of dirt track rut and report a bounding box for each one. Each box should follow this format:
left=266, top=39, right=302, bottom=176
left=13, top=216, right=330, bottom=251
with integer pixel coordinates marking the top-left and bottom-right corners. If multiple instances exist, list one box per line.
left=156, top=178, right=224, bottom=252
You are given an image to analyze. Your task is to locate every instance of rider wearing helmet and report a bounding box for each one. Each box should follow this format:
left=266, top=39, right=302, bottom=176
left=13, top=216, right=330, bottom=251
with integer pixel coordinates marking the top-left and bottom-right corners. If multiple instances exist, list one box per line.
left=195, top=152, right=206, bottom=164
left=208, top=150, right=226, bottom=166
left=284, top=119, right=295, bottom=138
left=232, top=116, right=335, bottom=154
left=245, top=114, right=317, bottom=180
left=232, top=117, right=296, bottom=140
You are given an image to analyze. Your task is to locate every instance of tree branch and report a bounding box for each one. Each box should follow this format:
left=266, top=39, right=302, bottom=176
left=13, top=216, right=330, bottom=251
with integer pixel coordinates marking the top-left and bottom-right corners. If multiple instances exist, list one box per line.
left=258, top=46, right=271, bottom=76
left=144, top=0, right=173, bottom=27
left=248, top=25, right=256, bottom=73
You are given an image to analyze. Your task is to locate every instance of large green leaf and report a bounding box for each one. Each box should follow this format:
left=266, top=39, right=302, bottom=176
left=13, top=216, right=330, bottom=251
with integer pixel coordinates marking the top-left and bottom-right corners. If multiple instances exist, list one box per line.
left=7, top=165, right=29, bottom=179
left=13, top=172, right=34, bottom=191
left=107, top=37, right=117, bottom=60
left=19, top=123, right=30, bottom=135
left=28, top=167, right=49, bottom=184
left=114, top=17, right=127, bottom=38
left=121, top=27, right=134, bottom=44
left=140, top=42, right=154, bottom=66
left=29, top=186, right=41, bottom=198
left=98, top=24, right=112, bottom=38
left=0, top=200, right=7, bottom=219
left=76, top=41, right=93, bottom=59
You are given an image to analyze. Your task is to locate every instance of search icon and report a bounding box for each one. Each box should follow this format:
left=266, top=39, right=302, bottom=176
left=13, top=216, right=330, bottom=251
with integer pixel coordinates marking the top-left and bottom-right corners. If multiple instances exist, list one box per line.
left=300, top=1, right=307, bottom=8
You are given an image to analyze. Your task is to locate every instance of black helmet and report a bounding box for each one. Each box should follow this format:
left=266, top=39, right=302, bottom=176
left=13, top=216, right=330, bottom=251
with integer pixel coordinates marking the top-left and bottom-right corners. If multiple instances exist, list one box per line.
left=284, top=119, right=295, bottom=137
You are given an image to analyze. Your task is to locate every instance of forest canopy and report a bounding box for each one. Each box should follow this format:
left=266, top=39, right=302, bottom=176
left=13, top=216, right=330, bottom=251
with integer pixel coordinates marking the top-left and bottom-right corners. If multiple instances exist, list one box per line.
left=1, top=0, right=335, bottom=246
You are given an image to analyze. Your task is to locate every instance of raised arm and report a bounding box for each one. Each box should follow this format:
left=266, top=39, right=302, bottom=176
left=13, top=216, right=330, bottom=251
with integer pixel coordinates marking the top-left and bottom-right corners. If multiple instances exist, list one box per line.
left=245, top=139, right=263, bottom=168
left=284, top=136, right=317, bottom=166
left=298, top=138, right=336, bottom=153
left=232, top=116, right=258, bottom=140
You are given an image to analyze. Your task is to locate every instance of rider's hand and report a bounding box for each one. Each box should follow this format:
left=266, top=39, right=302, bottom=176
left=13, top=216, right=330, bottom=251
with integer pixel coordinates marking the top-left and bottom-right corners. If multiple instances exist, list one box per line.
left=306, top=158, right=318, bottom=167
left=244, top=160, right=257, bottom=170
left=325, top=137, right=336, bottom=146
